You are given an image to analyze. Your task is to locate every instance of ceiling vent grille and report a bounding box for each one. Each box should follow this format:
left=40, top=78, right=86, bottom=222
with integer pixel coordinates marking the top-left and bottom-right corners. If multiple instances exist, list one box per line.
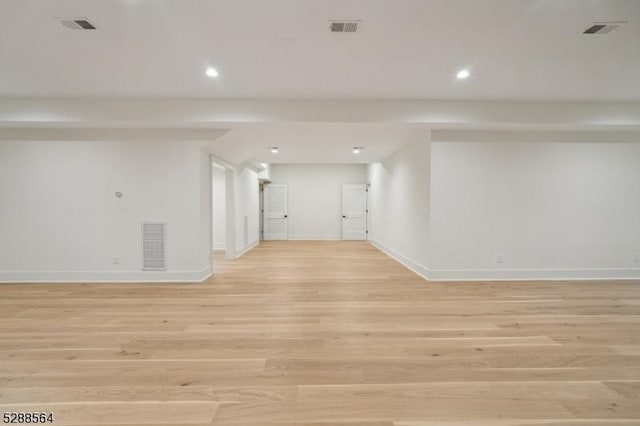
left=142, top=222, right=166, bottom=271
left=59, top=18, right=99, bottom=30
left=582, top=22, right=626, bottom=34
left=330, top=21, right=360, bottom=33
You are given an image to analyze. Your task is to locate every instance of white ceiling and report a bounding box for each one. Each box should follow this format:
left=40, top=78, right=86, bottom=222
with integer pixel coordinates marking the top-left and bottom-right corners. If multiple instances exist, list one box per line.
left=210, top=123, right=428, bottom=164
left=1, top=0, right=639, bottom=100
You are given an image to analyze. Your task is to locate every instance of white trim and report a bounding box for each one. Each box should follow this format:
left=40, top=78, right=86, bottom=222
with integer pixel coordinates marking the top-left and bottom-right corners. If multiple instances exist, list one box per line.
left=428, top=268, right=640, bottom=281
left=213, top=243, right=227, bottom=250
left=236, top=239, right=259, bottom=258
left=0, top=265, right=212, bottom=284
left=369, top=240, right=430, bottom=281
left=288, top=234, right=342, bottom=241
left=371, top=240, right=640, bottom=282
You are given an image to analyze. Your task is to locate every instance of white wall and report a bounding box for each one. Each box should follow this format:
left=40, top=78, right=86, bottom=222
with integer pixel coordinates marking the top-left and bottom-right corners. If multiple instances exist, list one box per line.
left=0, top=140, right=212, bottom=282
left=212, top=165, right=226, bottom=250
left=429, top=140, right=640, bottom=280
left=269, top=164, right=367, bottom=240
left=367, top=137, right=430, bottom=277
left=235, top=166, right=259, bottom=255
left=198, top=148, right=211, bottom=272
left=257, top=163, right=271, bottom=181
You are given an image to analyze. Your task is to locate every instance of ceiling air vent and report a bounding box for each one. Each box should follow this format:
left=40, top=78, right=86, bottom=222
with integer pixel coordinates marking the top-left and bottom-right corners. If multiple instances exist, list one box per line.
left=582, top=22, right=626, bottom=35
left=58, top=17, right=99, bottom=30
left=330, top=20, right=360, bottom=33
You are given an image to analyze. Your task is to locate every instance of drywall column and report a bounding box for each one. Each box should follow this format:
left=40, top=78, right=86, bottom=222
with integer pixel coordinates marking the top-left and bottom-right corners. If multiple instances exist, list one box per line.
left=224, top=167, right=237, bottom=260
left=367, top=133, right=431, bottom=277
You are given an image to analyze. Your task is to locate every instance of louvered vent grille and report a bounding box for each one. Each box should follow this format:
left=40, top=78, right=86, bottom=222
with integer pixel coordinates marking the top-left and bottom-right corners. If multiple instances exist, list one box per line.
left=343, top=22, right=358, bottom=33
left=142, top=223, right=166, bottom=271
left=59, top=18, right=99, bottom=30
left=330, top=21, right=360, bottom=33
left=582, top=22, right=626, bottom=35
left=330, top=22, right=345, bottom=32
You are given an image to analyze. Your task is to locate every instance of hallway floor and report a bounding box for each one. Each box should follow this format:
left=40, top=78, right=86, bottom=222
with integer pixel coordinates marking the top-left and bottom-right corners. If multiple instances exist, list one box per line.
left=1, top=241, right=640, bottom=425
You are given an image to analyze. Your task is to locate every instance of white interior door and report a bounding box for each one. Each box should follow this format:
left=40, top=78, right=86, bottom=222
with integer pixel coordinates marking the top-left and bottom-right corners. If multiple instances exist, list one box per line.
left=342, top=184, right=367, bottom=240
left=263, top=184, right=288, bottom=240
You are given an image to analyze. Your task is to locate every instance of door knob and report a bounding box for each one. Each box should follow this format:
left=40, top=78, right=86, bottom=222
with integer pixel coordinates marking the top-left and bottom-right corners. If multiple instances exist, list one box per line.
left=284, top=215, right=288, bottom=218
left=342, top=215, right=346, bottom=218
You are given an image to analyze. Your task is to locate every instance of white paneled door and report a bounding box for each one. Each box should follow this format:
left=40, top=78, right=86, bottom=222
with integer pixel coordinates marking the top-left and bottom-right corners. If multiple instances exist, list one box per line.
left=342, top=184, right=368, bottom=240
left=263, top=184, right=288, bottom=240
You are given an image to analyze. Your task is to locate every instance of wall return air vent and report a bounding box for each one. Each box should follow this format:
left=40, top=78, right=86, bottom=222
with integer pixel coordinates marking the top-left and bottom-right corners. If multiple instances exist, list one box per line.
left=58, top=17, right=99, bottom=30
left=330, top=20, right=360, bottom=33
left=142, top=222, right=166, bottom=271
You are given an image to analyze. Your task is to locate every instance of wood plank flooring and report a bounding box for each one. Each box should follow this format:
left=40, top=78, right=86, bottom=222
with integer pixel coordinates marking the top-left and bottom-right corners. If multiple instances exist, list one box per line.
left=1, top=241, right=639, bottom=425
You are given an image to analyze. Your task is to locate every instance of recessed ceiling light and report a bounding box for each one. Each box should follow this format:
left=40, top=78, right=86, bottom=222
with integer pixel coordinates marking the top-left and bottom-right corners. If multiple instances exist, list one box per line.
left=353, top=147, right=364, bottom=154
left=205, top=67, right=219, bottom=78
left=456, top=69, right=470, bottom=79
left=271, top=147, right=279, bottom=154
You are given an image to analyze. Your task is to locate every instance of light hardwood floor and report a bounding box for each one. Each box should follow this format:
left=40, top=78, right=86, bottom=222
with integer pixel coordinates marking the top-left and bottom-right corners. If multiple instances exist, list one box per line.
left=1, top=241, right=640, bottom=425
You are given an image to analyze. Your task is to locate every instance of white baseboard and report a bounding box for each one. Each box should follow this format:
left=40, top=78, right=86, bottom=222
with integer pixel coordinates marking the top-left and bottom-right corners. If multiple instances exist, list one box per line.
left=369, top=239, right=430, bottom=281
left=287, top=234, right=342, bottom=241
left=0, top=265, right=212, bottom=284
left=236, top=239, right=259, bottom=258
left=213, top=242, right=226, bottom=250
left=370, top=240, right=640, bottom=281
left=428, top=267, right=640, bottom=281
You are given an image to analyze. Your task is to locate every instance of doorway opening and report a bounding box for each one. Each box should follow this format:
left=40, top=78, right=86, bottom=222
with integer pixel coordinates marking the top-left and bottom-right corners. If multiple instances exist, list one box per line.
left=211, top=162, right=227, bottom=273
left=210, top=157, right=238, bottom=275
